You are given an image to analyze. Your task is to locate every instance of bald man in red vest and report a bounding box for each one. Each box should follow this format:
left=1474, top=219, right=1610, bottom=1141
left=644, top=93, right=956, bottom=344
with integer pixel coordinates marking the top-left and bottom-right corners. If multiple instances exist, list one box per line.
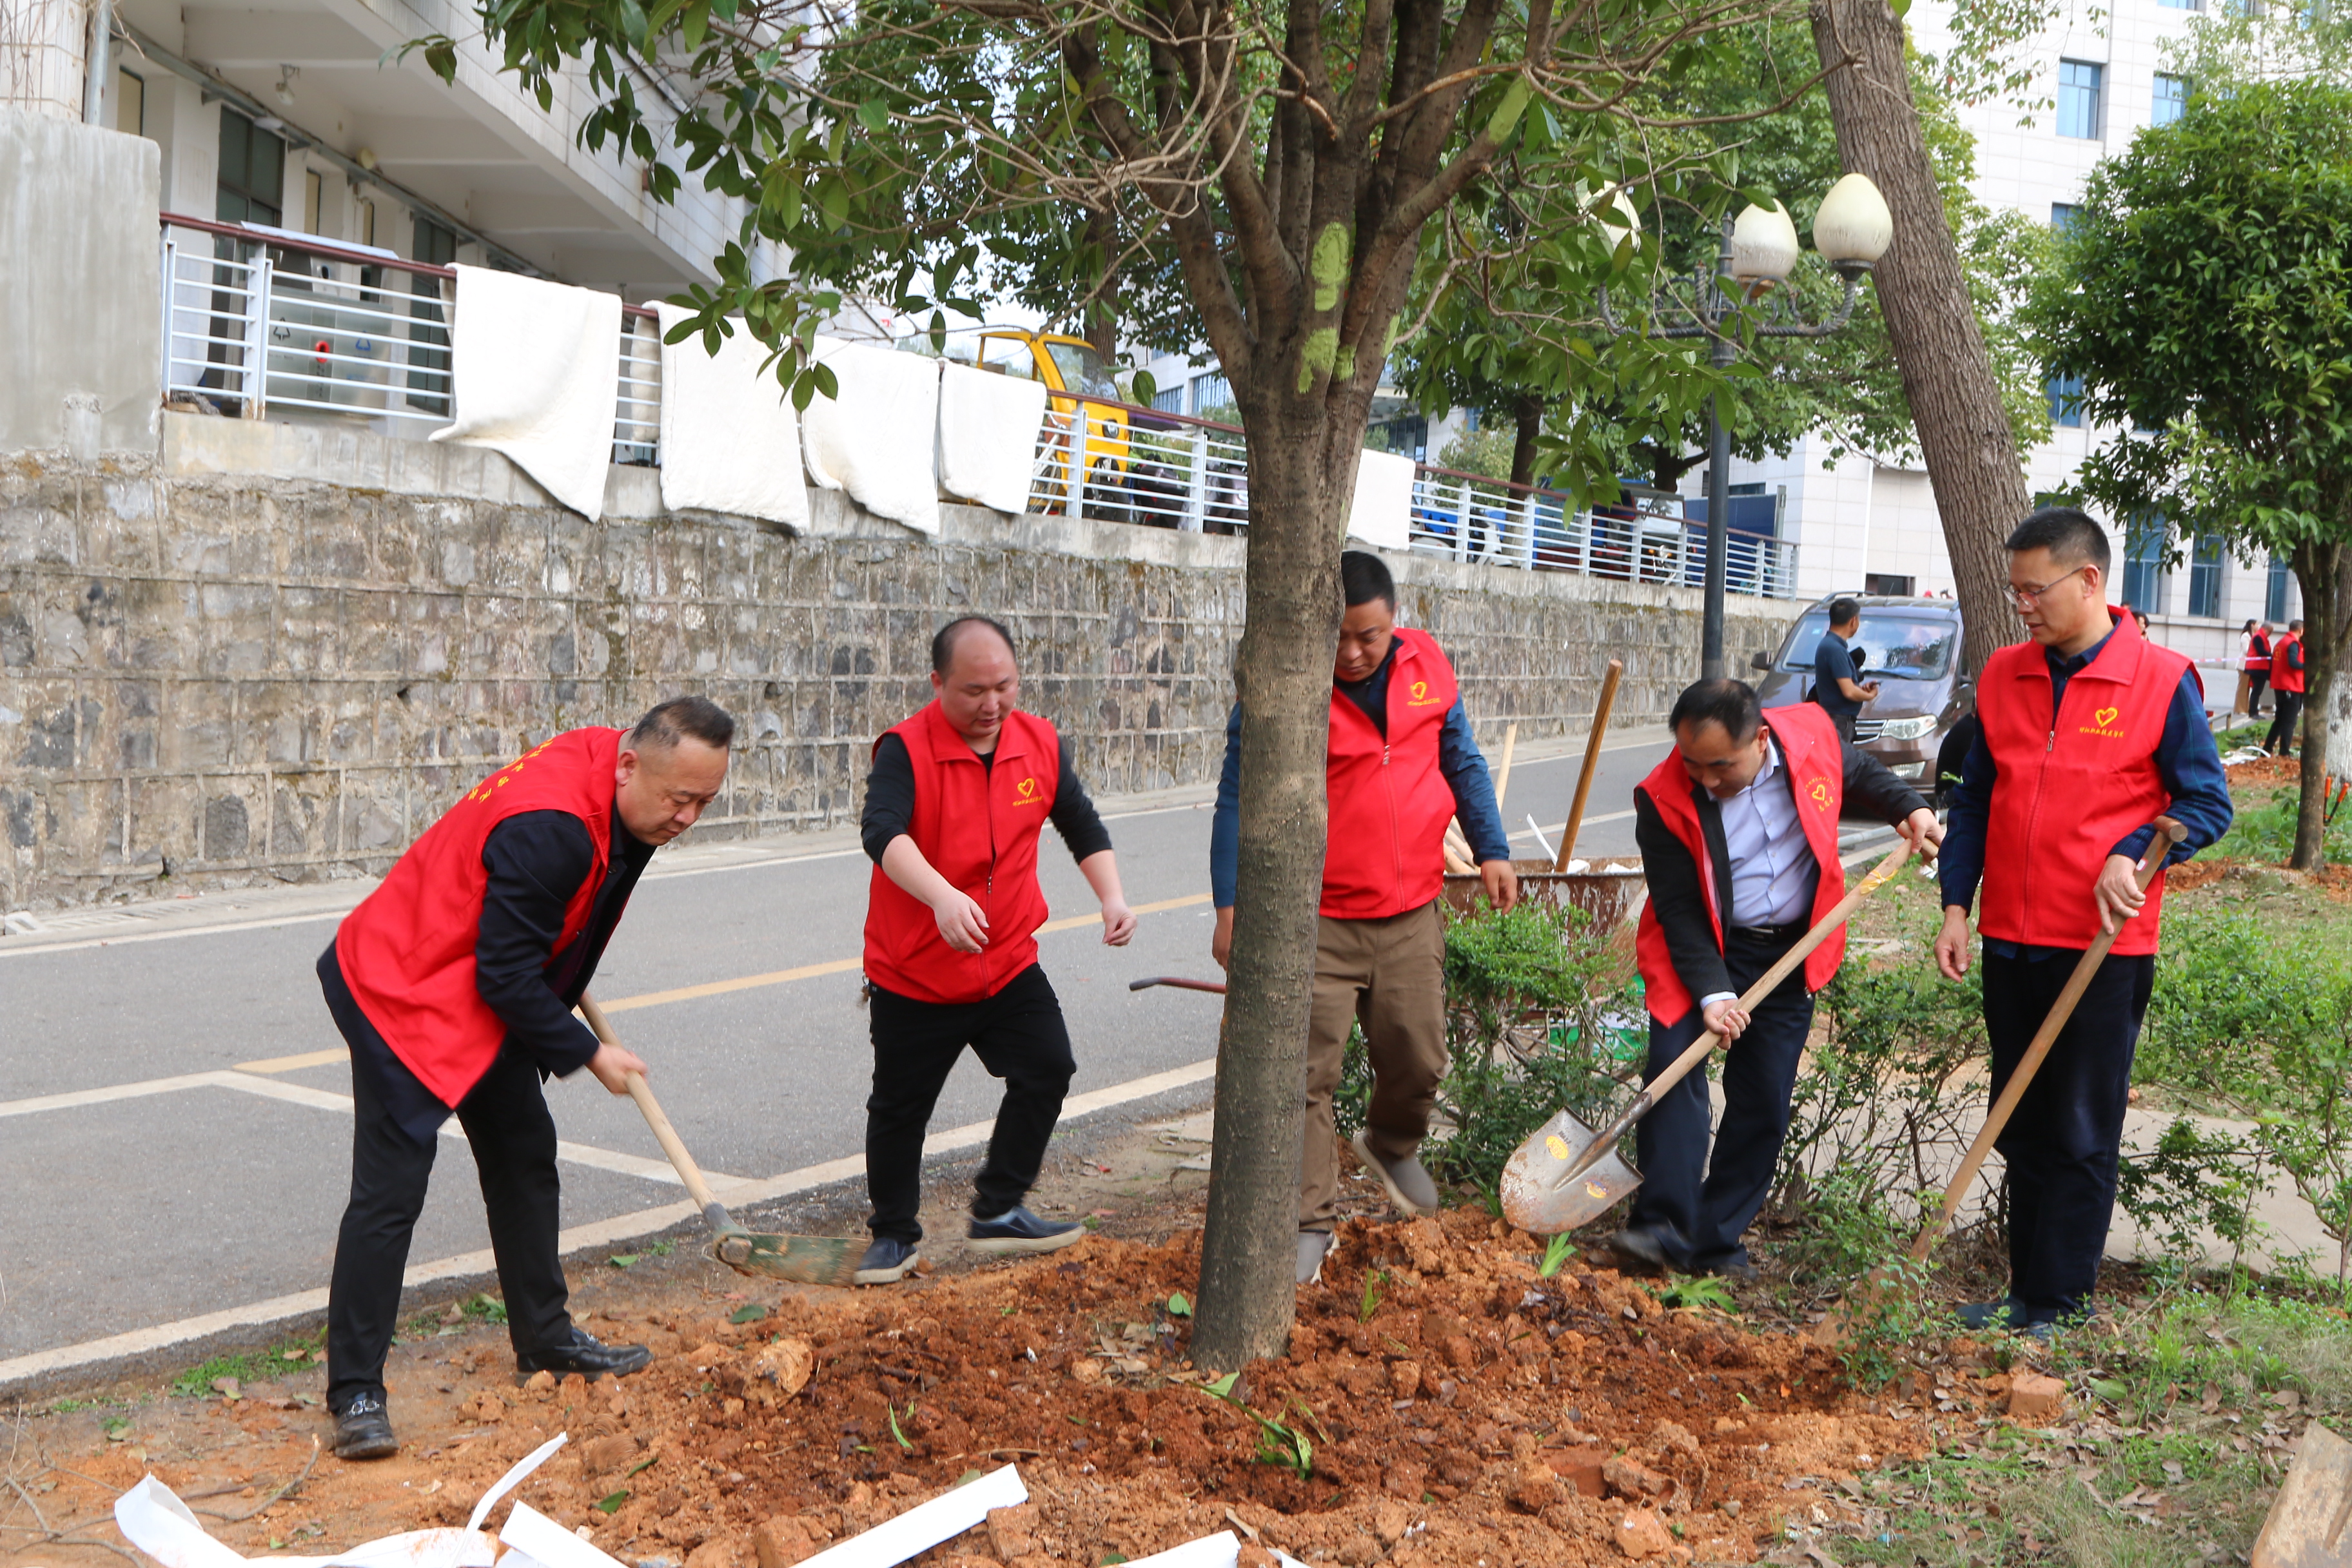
left=1618, top=679, right=1939, bottom=1280
left=319, top=698, right=732, bottom=1460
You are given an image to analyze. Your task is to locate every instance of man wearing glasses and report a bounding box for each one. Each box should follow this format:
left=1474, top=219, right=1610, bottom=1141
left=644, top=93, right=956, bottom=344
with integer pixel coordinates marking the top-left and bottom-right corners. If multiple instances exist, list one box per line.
left=1932, top=507, right=2232, bottom=1338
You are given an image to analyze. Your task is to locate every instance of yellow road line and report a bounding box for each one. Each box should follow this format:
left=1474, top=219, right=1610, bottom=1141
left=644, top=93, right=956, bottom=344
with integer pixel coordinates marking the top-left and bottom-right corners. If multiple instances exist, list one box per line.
left=230, top=893, right=1215, bottom=1055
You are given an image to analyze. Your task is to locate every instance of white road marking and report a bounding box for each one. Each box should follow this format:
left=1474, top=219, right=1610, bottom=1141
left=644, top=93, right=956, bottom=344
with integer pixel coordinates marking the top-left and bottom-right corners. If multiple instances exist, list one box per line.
left=0, top=1054, right=1220, bottom=1391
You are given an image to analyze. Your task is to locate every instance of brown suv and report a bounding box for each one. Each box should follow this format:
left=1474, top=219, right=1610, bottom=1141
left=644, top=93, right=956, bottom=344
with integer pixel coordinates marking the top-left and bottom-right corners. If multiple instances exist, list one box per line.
left=1748, top=595, right=1972, bottom=799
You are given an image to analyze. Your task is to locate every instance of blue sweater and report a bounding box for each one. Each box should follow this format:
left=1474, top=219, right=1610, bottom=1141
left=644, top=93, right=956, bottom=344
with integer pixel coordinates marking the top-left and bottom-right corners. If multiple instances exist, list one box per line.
left=1210, top=652, right=1512, bottom=909
left=1939, top=627, right=2233, bottom=957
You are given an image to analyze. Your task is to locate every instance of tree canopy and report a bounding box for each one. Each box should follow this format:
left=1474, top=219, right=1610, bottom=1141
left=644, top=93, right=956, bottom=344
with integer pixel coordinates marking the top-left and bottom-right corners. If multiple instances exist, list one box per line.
left=2030, top=75, right=2352, bottom=865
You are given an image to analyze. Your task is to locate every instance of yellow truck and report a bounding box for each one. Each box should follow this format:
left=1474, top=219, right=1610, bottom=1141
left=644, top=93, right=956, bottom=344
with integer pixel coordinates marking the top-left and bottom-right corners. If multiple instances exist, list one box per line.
left=975, top=331, right=1131, bottom=508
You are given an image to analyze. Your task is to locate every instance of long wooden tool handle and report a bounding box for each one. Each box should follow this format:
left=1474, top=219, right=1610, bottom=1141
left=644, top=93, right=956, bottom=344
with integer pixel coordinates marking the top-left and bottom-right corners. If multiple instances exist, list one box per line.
left=1904, top=816, right=2187, bottom=1262
left=1553, top=660, right=1624, bottom=872
left=1494, top=722, right=1520, bottom=812
left=580, top=994, right=725, bottom=1216
left=1128, top=975, right=1230, bottom=995
left=1559, top=836, right=1919, bottom=1182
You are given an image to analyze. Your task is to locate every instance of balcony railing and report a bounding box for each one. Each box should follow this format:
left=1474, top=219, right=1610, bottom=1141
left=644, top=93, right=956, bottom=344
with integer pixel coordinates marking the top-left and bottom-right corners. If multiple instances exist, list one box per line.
left=150, top=215, right=1797, bottom=599
left=158, top=213, right=658, bottom=462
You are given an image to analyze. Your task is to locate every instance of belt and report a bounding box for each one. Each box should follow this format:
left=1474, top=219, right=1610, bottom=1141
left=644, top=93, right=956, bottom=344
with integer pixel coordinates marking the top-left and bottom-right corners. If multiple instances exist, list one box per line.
left=1728, top=921, right=1807, bottom=939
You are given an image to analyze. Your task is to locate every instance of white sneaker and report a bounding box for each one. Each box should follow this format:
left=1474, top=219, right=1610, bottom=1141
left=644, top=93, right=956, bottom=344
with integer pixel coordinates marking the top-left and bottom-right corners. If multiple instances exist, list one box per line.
left=1296, top=1230, right=1333, bottom=1285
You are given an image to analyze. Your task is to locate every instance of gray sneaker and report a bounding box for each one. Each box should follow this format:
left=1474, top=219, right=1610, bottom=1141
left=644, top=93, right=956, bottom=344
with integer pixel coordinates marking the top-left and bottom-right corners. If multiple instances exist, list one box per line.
left=1351, top=1132, right=1439, bottom=1217
left=1296, top=1230, right=1333, bottom=1285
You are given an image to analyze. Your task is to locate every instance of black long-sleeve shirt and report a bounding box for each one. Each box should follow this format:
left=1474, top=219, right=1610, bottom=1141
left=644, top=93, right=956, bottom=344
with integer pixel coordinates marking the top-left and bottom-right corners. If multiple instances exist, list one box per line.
left=1634, top=737, right=1926, bottom=1005
left=860, top=732, right=1113, bottom=866
left=330, top=805, right=656, bottom=1146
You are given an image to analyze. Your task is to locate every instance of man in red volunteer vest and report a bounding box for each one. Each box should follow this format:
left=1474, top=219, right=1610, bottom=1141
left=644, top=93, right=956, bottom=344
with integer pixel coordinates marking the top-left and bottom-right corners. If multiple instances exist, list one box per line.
left=1210, top=551, right=1520, bottom=1286
left=320, top=698, right=734, bottom=1460
left=2265, top=618, right=2306, bottom=757
left=1936, top=507, right=2233, bottom=1335
left=855, top=616, right=1135, bottom=1285
left=1619, top=680, right=1939, bottom=1279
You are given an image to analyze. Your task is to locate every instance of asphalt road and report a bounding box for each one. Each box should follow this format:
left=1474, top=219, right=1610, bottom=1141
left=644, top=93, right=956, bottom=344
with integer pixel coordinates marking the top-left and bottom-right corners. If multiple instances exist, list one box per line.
left=0, top=735, right=1675, bottom=1380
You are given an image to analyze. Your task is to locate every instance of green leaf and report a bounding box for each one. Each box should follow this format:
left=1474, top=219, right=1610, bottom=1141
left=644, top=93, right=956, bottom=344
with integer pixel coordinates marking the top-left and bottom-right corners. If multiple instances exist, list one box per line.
left=1164, top=1291, right=1191, bottom=1317
left=607, top=1253, right=640, bottom=1269
left=594, top=1492, right=630, bottom=1515
left=729, top=1304, right=769, bottom=1324
left=1205, top=1371, right=1240, bottom=1398
left=857, top=98, right=890, bottom=134
left=627, top=1455, right=659, bottom=1478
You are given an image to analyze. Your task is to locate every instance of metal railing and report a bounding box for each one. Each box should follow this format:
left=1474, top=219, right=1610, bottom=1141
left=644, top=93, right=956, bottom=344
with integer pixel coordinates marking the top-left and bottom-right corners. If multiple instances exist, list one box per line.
left=159, top=213, right=659, bottom=463
left=1017, top=393, right=1800, bottom=597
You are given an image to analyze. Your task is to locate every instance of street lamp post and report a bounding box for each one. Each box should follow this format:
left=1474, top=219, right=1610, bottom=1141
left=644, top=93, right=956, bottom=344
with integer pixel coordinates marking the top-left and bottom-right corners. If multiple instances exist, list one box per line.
left=1598, top=174, right=1895, bottom=678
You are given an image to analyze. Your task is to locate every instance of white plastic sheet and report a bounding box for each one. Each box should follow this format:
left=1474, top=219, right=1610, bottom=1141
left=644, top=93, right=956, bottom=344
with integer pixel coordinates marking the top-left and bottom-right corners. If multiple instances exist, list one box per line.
left=1346, top=449, right=1416, bottom=551
left=115, top=1435, right=568, bottom=1568
left=792, top=1464, right=1027, bottom=1568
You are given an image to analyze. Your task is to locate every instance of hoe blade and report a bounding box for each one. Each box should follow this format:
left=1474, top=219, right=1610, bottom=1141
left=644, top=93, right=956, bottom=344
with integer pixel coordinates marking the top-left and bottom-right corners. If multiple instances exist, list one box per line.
left=1500, top=1109, right=1642, bottom=1236
left=2253, top=1421, right=2352, bottom=1568
left=711, top=1229, right=861, bottom=1288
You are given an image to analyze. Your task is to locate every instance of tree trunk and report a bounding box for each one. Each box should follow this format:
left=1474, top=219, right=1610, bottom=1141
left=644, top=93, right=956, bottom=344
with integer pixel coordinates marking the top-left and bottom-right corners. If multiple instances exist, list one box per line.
left=1084, top=206, right=1120, bottom=364
left=1190, top=411, right=1351, bottom=1368
left=1812, top=0, right=2030, bottom=676
left=1509, top=397, right=1544, bottom=489
left=2291, top=540, right=2350, bottom=870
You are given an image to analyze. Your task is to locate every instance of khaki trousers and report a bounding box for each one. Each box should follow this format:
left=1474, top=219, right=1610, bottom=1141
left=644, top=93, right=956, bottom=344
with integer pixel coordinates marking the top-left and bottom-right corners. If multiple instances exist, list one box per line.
left=1300, top=899, right=1449, bottom=1231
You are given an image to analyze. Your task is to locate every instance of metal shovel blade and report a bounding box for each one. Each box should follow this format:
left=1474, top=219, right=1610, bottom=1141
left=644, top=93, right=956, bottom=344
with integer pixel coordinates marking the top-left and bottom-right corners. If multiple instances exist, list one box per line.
left=710, top=1225, right=861, bottom=1288
left=1500, top=1108, right=1642, bottom=1236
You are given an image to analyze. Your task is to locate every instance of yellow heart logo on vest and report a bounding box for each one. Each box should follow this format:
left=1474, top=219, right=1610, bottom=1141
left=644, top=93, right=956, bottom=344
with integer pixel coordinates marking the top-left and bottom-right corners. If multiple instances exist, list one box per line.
left=1808, top=779, right=1832, bottom=809
left=1016, top=776, right=1037, bottom=800
left=1413, top=681, right=1428, bottom=700
left=2095, top=706, right=2119, bottom=728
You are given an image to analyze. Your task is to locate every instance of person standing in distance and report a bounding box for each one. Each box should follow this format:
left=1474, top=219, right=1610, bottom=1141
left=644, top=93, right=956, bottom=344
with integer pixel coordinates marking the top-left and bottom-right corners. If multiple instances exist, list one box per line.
left=320, top=697, right=736, bottom=1460
left=1936, top=507, right=2232, bottom=1335
left=855, top=616, right=1136, bottom=1285
left=1616, top=680, right=1940, bottom=1279
left=2239, top=620, right=2272, bottom=721
left=2266, top=619, right=2306, bottom=757
left=1209, top=550, right=1518, bottom=1285
left=1810, top=597, right=1878, bottom=743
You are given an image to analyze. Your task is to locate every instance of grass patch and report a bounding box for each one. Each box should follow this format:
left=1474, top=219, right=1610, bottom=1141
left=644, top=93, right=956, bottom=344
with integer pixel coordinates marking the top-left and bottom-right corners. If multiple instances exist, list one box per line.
left=169, top=1331, right=324, bottom=1397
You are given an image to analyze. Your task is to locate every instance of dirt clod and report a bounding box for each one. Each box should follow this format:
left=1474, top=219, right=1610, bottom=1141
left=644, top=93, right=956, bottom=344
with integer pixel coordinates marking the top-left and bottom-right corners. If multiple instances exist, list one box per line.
left=2006, top=1371, right=2067, bottom=1422
left=1614, top=1506, right=1680, bottom=1560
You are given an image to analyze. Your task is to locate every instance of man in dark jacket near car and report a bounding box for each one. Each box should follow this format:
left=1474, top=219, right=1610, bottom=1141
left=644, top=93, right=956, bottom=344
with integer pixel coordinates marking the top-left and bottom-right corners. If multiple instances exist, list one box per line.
left=1615, top=679, right=1939, bottom=1280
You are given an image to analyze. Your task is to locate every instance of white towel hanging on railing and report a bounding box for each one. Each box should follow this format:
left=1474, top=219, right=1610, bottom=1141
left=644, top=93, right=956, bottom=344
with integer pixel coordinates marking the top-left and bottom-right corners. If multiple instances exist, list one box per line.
left=653, top=305, right=812, bottom=531
left=801, top=336, right=942, bottom=534
left=936, top=361, right=1050, bottom=514
left=1347, top=447, right=1416, bottom=550
left=428, top=265, right=622, bottom=520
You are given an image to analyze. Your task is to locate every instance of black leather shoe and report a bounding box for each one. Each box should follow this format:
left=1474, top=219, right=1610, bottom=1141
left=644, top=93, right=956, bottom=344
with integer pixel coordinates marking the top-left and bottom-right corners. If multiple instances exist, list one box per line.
left=1607, top=1224, right=1687, bottom=1275
left=514, top=1328, right=652, bottom=1381
left=331, top=1392, right=397, bottom=1460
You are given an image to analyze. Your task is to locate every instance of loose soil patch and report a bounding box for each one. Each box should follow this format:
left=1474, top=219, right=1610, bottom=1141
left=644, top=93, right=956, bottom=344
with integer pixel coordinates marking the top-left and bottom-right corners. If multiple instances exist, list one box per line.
left=37, top=1213, right=1984, bottom=1568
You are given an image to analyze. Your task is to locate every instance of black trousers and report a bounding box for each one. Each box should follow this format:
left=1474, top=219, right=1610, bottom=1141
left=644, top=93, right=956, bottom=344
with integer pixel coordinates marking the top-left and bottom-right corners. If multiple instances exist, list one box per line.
left=2266, top=690, right=2304, bottom=754
left=1981, top=948, right=2153, bottom=1322
left=1627, top=926, right=1814, bottom=1269
left=323, top=988, right=573, bottom=1413
left=2246, top=671, right=2269, bottom=718
left=865, top=963, right=1076, bottom=1244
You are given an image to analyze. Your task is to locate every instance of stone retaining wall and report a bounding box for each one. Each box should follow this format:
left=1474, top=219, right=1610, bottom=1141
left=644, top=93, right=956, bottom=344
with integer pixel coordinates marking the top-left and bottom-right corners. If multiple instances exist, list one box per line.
left=0, top=415, right=1791, bottom=909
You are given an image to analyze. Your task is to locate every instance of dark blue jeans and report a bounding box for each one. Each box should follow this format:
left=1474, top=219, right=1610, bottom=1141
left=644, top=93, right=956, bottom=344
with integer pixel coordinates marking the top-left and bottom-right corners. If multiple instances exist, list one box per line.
left=1982, top=947, right=2155, bottom=1322
left=1627, top=926, right=1815, bottom=1271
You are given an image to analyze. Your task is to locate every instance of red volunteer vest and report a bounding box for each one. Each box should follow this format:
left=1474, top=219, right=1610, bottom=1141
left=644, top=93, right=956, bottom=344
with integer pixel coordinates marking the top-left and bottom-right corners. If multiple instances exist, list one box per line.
left=1321, top=627, right=1463, bottom=919
left=1634, top=703, right=1850, bottom=1026
left=2243, top=634, right=2271, bottom=674
left=336, top=728, right=618, bottom=1108
left=863, top=703, right=1061, bottom=1004
left=1975, top=609, right=2193, bottom=956
left=2269, top=634, right=2304, bottom=693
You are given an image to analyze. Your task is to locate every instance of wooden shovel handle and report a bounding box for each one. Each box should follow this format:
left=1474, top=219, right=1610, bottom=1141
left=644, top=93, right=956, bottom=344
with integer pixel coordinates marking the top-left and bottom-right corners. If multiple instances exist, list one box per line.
left=1640, top=836, right=1918, bottom=1106
left=1559, top=836, right=1919, bottom=1184
left=1903, top=815, right=2187, bottom=1262
left=1553, top=660, right=1624, bottom=872
left=578, top=993, right=723, bottom=1214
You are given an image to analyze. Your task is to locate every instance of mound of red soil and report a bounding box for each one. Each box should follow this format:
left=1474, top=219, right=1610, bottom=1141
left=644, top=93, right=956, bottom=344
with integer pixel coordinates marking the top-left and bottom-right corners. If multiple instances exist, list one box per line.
left=373, top=1211, right=1939, bottom=1566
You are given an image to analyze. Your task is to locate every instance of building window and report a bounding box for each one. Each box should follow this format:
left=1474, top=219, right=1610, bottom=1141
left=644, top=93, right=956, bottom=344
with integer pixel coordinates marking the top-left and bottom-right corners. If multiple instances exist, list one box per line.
left=358, top=199, right=376, bottom=250
left=304, top=168, right=324, bottom=233
left=2121, top=516, right=2167, bottom=615
left=115, top=68, right=144, bottom=136
left=2268, top=554, right=2294, bottom=623
left=2187, top=531, right=2224, bottom=617
left=2160, top=0, right=2202, bottom=10
left=2047, top=368, right=2086, bottom=427
left=407, top=218, right=459, bottom=415
left=2058, top=60, right=2105, bottom=139
left=1151, top=384, right=1185, bottom=414
left=216, top=107, right=286, bottom=224
left=1191, top=373, right=1235, bottom=420
left=2050, top=202, right=2080, bottom=231
left=2153, top=74, right=2188, bottom=125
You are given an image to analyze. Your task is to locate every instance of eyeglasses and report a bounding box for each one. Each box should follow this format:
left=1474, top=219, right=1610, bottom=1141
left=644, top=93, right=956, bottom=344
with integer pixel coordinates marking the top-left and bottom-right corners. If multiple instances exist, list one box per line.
left=2008, top=564, right=2089, bottom=607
